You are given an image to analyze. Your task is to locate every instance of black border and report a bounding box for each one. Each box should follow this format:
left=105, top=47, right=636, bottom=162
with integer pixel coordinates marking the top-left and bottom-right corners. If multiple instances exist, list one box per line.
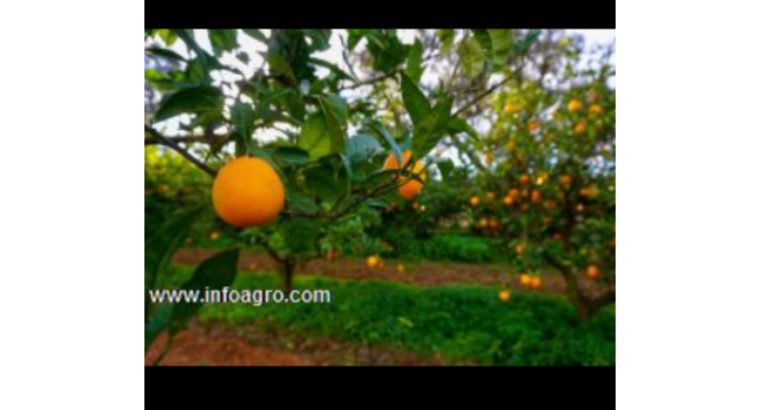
left=146, top=365, right=615, bottom=407
left=145, top=0, right=615, bottom=29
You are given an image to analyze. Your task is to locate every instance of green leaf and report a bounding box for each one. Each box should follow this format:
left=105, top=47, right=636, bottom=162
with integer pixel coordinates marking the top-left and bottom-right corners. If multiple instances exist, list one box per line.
left=273, top=146, right=310, bottom=165
left=266, top=53, right=298, bottom=85
left=310, top=57, right=354, bottom=81
left=366, top=31, right=410, bottom=73
left=168, top=249, right=240, bottom=334
left=448, top=117, right=480, bottom=141
left=146, top=47, right=186, bottom=62
left=298, top=114, right=332, bottom=159
left=301, top=29, right=332, bottom=51
left=318, top=94, right=348, bottom=153
left=368, top=120, right=403, bottom=165
left=243, top=29, right=268, bottom=43
left=209, top=29, right=238, bottom=56
left=286, top=191, right=320, bottom=214
left=347, top=29, right=376, bottom=50
left=400, top=73, right=432, bottom=131
left=437, top=29, right=455, bottom=54
left=346, top=134, right=383, bottom=164
left=145, top=205, right=206, bottom=322
left=487, top=29, right=512, bottom=64
left=458, top=36, right=486, bottom=77
left=156, top=29, right=177, bottom=46
left=406, top=40, right=424, bottom=82
left=231, top=102, right=254, bottom=155
left=472, top=29, right=492, bottom=55
left=154, top=86, right=223, bottom=122
left=436, top=159, right=456, bottom=179
left=281, top=218, right=321, bottom=256
left=514, top=29, right=541, bottom=54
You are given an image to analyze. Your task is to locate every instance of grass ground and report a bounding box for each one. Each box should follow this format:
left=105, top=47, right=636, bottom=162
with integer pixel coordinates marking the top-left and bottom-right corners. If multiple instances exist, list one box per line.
left=159, top=264, right=615, bottom=365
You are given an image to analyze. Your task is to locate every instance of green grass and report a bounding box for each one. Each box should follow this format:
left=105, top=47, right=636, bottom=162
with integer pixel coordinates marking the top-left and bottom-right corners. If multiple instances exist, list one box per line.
left=166, top=265, right=615, bottom=365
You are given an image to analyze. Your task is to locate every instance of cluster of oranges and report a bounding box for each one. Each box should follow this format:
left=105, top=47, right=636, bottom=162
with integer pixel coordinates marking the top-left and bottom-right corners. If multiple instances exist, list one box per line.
left=519, top=273, right=542, bottom=289
left=366, top=255, right=406, bottom=274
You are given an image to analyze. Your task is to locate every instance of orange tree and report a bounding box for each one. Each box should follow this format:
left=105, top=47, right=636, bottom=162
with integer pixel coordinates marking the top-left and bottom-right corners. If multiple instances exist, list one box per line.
left=462, top=36, right=615, bottom=318
left=143, top=29, right=540, bottom=357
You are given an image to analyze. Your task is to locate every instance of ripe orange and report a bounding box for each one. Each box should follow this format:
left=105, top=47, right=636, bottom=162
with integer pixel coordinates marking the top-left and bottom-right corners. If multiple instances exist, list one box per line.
left=568, top=99, right=583, bottom=112
left=514, top=243, right=525, bottom=255
left=530, top=190, right=542, bottom=203
left=580, top=185, right=599, bottom=198
left=573, top=120, right=587, bottom=135
left=396, top=264, right=405, bottom=274
left=383, top=150, right=426, bottom=200
left=519, top=274, right=532, bottom=286
left=478, top=217, right=489, bottom=228
left=559, top=174, right=573, bottom=187
left=530, top=276, right=542, bottom=289
left=209, top=231, right=221, bottom=241
left=499, top=289, right=511, bottom=302
left=508, top=188, right=520, bottom=199
left=485, top=191, right=496, bottom=202
left=212, top=157, right=285, bottom=227
left=586, top=265, right=601, bottom=279
left=589, top=104, right=603, bottom=116
left=469, top=196, right=481, bottom=207
left=366, top=255, right=380, bottom=268
left=544, top=200, right=557, bottom=210
left=502, top=195, right=515, bottom=206
left=519, top=174, right=530, bottom=185
left=504, top=101, right=521, bottom=114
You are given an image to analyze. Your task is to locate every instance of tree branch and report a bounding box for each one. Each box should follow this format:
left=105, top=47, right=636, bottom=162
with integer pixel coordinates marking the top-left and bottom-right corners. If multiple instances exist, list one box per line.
left=144, top=126, right=217, bottom=178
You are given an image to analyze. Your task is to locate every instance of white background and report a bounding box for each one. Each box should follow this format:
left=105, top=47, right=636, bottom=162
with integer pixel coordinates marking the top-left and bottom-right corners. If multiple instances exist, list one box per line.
left=0, top=1, right=759, bottom=409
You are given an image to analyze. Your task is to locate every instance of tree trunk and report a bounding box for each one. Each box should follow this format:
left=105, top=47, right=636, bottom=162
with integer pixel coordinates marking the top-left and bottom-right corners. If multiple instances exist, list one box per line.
left=280, top=261, right=295, bottom=294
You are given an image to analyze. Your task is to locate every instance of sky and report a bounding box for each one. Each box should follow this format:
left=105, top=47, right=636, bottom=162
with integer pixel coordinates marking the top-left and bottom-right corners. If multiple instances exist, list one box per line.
left=147, top=29, right=615, bottom=161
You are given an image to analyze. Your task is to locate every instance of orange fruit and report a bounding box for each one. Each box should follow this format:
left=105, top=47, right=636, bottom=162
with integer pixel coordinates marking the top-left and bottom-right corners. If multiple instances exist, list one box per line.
left=508, top=188, right=520, bottom=199
left=366, top=255, right=380, bottom=268
left=485, top=191, right=496, bottom=201
left=519, top=274, right=532, bottom=286
left=527, top=119, right=540, bottom=133
left=586, top=265, right=601, bottom=279
left=383, top=150, right=426, bottom=200
left=469, top=196, right=481, bottom=207
left=544, top=200, right=557, bottom=210
left=504, top=101, right=521, bottom=114
left=530, top=190, right=542, bottom=203
left=209, top=231, right=221, bottom=241
left=530, top=276, right=542, bottom=289
left=212, top=157, right=285, bottom=227
left=568, top=99, right=583, bottom=112
left=610, top=238, right=616, bottom=248
left=478, top=217, right=489, bottom=228
left=502, top=195, right=515, bottom=206
left=519, top=174, right=530, bottom=185
left=396, top=264, right=405, bottom=273
left=499, top=289, right=511, bottom=302
left=580, top=185, right=599, bottom=198
left=590, top=104, right=603, bottom=116
left=514, top=243, right=525, bottom=255
left=574, top=120, right=587, bottom=135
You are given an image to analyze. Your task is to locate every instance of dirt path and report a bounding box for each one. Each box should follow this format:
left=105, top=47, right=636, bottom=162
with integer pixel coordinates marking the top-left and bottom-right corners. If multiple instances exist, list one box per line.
left=173, top=248, right=569, bottom=294
left=146, top=321, right=448, bottom=366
